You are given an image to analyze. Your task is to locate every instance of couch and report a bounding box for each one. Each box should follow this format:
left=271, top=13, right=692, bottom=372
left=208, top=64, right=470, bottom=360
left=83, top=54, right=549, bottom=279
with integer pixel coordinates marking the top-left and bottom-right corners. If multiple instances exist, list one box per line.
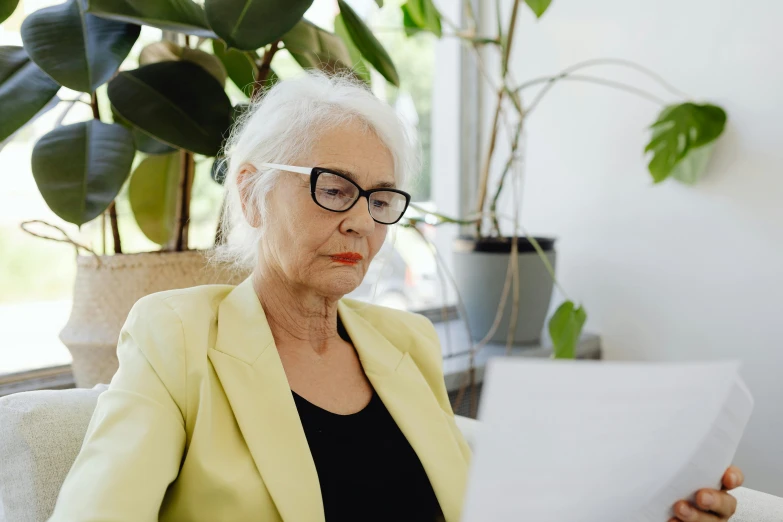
left=1, top=386, right=781, bottom=521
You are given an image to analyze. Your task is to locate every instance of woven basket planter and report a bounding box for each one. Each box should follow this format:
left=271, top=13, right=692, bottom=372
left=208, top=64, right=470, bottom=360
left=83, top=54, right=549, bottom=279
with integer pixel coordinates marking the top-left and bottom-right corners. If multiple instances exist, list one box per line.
left=59, top=250, right=250, bottom=387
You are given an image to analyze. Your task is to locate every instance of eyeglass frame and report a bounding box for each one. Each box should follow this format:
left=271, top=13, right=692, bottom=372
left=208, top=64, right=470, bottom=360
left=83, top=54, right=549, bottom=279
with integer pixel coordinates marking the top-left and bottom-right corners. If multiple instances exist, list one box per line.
left=260, top=163, right=411, bottom=225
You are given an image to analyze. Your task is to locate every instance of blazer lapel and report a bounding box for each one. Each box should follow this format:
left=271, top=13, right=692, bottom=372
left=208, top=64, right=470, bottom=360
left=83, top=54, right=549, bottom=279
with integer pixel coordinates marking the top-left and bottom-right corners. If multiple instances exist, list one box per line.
left=338, top=301, right=471, bottom=522
left=208, top=277, right=324, bottom=522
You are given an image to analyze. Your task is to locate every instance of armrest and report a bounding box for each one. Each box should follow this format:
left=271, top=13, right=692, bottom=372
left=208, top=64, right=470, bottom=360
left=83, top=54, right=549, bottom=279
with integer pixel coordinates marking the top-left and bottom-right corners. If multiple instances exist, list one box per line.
left=729, top=487, right=783, bottom=522
left=454, top=415, right=479, bottom=452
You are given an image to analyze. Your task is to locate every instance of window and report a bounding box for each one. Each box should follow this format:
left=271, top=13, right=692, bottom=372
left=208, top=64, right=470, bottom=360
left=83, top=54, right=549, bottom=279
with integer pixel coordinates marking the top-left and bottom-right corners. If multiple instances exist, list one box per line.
left=0, top=0, right=463, bottom=378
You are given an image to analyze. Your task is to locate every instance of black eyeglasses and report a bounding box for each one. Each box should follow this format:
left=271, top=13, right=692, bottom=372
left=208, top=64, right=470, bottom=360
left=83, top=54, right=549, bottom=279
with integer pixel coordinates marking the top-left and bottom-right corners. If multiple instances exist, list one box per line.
left=261, top=163, right=411, bottom=225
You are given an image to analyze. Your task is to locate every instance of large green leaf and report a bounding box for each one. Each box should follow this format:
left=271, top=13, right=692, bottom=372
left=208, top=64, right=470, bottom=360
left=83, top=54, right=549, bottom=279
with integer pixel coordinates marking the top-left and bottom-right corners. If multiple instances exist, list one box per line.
left=0, top=46, right=60, bottom=142
left=108, top=61, right=233, bottom=156
left=129, top=153, right=180, bottom=245
left=0, top=96, right=59, bottom=153
left=0, top=0, right=19, bottom=24
left=212, top=39, right=257, bottom=97
left=111, top=104, right=176, bottom=154
left=334, top=14, right=370, bottom=84
left=670, top=142, right=716, bottom=185
left=205, top=0, right=313, bottom=51
left=524, top=0, right=552, bottom=18
left=401, top=0, right=442, bottom=37
left=645, top=102, right=727, bottom=183
left=21, top=0, right=139, bottom=93
left=282, top=20, right=356, bottom=77
left=31, top=120, right=135, bottom=225
left=549, top=300, right=587, bottom=360
left=139, top=40, right=227, bottom=86
left=86, top=0, right=215, bottom=38
left=133, top=129, right=177, bottom=155
left=337, top=0, right=399, bottom=86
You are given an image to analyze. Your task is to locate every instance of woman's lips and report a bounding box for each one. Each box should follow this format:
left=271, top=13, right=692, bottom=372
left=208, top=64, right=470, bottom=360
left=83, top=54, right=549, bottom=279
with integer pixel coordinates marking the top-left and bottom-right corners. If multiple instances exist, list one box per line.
left=330, top=252, right=363, bottom=265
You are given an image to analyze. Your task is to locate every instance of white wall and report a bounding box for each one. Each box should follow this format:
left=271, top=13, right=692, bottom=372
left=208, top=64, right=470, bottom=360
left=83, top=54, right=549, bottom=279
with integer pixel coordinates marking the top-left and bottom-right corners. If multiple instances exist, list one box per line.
left=487, top=0, right=783, bottom=495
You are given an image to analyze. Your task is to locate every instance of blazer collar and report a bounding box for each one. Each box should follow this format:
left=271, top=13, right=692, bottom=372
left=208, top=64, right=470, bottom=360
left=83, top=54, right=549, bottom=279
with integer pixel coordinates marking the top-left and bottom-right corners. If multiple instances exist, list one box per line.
left=208, top=277, right=468, bottom=522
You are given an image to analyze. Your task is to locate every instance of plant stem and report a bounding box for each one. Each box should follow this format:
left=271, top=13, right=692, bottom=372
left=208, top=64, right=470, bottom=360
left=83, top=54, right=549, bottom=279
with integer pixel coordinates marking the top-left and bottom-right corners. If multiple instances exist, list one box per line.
left=173, top=150, right=194, bottom=252
left=474, top=0, right=522, bottom=237
left=475, top=88, right=504, bottom=237
left=523, top=227, right=569, bottom=300
left=463, top=0, right=478, bottom=32
left=569, top=57, right=690, bottom=98
left=501, top=0, right=520, bottom=77
left=91, top=91, right=122, bottom=254
left=55, top=99, right=80, bottom=127
left=90, top=92, right=100, bottom=120
left=107, top=201, right=121, bottom=254
left=254, top=39, right=280, bottom=97
left=489, top=118, right=524, bottom=235
left=514, top=58, right=689, bottom=97
left=560, top=75, right=666, bottom=104
left=522, top=74, right=666, bottom=117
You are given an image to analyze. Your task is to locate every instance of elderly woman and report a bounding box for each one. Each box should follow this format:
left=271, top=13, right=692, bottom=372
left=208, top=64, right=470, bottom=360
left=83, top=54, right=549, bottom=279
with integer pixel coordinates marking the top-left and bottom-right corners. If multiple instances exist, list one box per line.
left=49, top=73, right=744, bottom=522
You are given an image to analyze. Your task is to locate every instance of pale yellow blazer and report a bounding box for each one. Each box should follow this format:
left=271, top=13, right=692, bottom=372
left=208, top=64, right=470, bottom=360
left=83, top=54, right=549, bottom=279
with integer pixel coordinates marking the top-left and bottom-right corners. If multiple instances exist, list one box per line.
left=49, top=277, right=471, bottom=522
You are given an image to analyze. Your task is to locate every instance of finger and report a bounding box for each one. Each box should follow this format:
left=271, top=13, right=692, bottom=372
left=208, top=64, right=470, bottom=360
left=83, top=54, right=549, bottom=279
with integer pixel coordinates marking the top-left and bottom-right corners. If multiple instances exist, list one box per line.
left=673, top=500, right=722, bottom=522
left=722, top=465, right=745, bottom=490
left=695, top=489, right=737, bottom=518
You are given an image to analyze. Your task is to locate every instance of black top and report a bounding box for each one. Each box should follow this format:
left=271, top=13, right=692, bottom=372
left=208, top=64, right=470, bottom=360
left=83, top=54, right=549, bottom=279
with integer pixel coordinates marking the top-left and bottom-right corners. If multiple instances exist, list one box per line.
left=290, top=319, right=442, bottom=522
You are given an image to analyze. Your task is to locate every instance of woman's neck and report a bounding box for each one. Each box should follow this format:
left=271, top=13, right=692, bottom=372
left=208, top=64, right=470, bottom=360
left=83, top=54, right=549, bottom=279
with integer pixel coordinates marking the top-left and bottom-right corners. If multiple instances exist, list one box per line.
left=251, top=267, right=341, bottom=354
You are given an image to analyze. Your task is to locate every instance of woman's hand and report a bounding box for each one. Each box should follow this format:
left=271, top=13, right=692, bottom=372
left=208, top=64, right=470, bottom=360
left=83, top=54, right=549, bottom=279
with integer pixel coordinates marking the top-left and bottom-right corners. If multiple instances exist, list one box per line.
left=669, top=466, right=745, bottom=521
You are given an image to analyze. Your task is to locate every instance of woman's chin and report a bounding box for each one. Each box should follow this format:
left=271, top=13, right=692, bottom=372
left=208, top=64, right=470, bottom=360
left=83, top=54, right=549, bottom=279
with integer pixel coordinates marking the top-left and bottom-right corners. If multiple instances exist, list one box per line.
left=315, top=275, right=362, bottom=298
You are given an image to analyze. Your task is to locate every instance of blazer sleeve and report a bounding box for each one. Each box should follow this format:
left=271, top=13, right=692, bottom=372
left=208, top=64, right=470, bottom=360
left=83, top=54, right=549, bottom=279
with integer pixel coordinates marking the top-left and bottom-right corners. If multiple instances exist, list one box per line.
left=411, top=314, right=472, bottom=463
left=48, top=295, right=188, bottom=522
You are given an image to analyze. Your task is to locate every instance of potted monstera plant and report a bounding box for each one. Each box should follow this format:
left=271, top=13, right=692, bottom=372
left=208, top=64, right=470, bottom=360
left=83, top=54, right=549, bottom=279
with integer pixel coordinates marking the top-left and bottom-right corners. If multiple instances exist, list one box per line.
left=400, top=0, right=728, bottom=359
left=0, top=0, right=402, bottom=387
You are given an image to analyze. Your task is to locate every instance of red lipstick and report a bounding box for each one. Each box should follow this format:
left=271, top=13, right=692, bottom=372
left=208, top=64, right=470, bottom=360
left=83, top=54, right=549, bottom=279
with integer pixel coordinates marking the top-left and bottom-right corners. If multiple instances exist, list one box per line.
left=330, top=252, right=363, bottom=265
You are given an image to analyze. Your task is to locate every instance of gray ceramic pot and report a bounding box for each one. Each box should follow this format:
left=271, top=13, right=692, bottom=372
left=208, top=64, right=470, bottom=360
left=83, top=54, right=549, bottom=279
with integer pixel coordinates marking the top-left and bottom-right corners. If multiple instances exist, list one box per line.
left=452, top=236, right=556, bottom=344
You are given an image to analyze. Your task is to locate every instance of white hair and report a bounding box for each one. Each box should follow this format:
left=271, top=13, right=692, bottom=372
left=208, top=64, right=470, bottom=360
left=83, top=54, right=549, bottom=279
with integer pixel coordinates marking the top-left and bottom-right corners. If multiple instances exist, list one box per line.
left=209, top=71, right=419, bottom=272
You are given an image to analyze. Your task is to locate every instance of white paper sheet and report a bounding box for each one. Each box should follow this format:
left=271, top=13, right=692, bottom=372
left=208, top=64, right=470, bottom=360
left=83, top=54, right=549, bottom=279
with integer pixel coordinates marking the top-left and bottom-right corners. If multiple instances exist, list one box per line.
left=461, top=358, right=754, bottom=522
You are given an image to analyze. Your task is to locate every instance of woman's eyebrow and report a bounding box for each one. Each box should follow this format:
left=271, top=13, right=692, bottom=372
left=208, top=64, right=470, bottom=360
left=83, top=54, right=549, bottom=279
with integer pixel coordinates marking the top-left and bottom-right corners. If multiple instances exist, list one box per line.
left=329, top=167, right=397, bottom=189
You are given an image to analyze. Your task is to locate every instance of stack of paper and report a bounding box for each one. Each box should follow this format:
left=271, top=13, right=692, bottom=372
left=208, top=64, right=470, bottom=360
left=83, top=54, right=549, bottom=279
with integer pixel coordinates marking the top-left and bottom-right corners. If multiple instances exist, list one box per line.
left=461, top=359, right=754, bottom=522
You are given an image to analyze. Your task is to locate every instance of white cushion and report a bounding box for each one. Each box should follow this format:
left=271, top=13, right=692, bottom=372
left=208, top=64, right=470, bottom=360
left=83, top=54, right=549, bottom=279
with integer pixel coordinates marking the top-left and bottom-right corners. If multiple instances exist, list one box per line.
left=730, top=486, right=783, bottom=522
left=0, top=384, right=107, bottom=522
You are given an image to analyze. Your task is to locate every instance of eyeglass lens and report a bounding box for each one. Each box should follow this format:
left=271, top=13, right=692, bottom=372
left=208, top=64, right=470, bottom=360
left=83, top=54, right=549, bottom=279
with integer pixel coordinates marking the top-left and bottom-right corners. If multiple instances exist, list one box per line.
left=315, top=172, right=407, bottom=224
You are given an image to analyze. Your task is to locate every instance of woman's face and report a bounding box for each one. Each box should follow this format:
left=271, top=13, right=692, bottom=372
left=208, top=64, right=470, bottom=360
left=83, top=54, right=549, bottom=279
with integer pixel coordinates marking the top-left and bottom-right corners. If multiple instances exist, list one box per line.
left=256, top=121, right=395, bottom=299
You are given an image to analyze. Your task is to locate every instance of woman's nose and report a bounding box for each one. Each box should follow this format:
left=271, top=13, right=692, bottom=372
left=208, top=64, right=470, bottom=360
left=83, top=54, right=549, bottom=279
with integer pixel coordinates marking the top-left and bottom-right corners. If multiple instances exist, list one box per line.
left=340, top=196, right=376, bottom=236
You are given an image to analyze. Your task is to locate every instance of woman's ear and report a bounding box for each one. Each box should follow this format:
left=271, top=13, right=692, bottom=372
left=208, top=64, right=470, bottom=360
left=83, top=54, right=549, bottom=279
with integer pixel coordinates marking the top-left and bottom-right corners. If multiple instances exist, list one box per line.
left=237, top=164, right=262, bottom=228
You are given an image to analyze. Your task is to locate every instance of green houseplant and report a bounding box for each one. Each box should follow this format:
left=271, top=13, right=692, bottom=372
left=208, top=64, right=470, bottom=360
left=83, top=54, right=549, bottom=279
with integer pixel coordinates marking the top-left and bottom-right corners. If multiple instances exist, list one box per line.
left=0, top=0, right=406, bottom=386
left=398, top=0, right=728, bottom=361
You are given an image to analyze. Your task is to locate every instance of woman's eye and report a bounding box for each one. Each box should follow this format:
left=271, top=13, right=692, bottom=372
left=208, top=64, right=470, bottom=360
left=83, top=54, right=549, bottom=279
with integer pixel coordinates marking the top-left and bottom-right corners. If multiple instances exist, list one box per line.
left=372, top=200, right=389, bottom=208
left=320, top=188, right=342, bottom=197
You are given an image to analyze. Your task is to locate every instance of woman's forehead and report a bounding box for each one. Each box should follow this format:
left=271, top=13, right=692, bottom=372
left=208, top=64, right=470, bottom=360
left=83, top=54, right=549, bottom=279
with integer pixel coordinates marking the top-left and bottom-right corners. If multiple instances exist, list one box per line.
left=305, top=123, right=397, bottom=187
